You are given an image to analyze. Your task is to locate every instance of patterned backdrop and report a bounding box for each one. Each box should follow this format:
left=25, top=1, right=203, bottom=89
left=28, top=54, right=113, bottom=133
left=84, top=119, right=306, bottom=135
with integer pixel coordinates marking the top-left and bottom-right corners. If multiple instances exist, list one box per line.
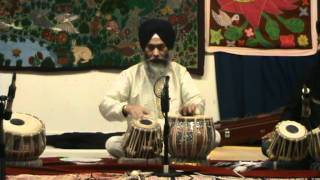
left=205, top=0, right=318, bottom=56
left=0, top=0, right=204, bottom=74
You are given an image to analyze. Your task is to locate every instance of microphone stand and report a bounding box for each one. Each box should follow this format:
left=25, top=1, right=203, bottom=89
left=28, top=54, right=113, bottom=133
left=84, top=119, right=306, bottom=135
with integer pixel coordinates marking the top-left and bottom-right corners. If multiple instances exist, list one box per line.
left=0, top=72, right=16, bottom=180
left=153, top=76, right=183, bottom=178
left=161, top=76, right=170, bottom=174
left=0, top=97, right=5, bottom=180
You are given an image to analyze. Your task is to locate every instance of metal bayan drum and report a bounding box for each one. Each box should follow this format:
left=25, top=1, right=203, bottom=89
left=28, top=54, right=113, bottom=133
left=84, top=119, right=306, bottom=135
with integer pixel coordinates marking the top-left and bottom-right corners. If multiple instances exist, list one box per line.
left=122, top=119, right=162, bottom=158
left=169, top=115, right=216, bottom=159
left=4, top=112, right=46, bottom=166
left=267, top=120, right=308, bottom=161
left=308, top=128, right=320, bottom=161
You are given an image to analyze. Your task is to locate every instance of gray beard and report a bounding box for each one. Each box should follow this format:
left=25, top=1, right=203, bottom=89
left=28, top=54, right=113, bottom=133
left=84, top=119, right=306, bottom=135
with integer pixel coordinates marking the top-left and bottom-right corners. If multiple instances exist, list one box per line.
left=145, top=60, right=170, bottom=82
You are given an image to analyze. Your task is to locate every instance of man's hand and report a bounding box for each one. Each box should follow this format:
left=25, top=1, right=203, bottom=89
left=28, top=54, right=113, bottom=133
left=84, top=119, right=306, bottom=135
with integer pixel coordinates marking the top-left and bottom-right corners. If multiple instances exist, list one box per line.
left=123, top=104, right=150, bottom=119
left=179, top=104, right=199, bottom=116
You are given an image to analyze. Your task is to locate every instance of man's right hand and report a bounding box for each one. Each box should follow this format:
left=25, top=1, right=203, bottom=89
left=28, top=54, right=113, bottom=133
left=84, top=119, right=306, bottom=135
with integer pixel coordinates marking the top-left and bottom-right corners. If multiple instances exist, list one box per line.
left=123, top=104, right=150, bottom=119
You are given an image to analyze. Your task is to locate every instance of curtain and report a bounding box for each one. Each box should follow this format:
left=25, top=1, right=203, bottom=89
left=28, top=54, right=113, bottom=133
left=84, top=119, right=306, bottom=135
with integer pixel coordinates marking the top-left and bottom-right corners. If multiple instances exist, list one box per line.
left=215, top=52, right=319, bottom=119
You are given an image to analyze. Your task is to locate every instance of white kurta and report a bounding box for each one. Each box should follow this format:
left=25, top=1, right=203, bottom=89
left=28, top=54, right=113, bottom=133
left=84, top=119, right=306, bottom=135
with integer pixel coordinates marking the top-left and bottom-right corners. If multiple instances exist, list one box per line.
left=99, top=61, right=205, bottom=126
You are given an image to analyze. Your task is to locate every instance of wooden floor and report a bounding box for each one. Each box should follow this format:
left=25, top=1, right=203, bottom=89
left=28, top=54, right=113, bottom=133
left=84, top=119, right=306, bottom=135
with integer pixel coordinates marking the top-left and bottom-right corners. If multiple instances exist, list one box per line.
left=208, top=146, right=268, bottom=161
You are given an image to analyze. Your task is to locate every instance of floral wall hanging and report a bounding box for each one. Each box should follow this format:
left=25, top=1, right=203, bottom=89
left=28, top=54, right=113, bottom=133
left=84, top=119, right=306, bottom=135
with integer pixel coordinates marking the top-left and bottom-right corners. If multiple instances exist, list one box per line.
left=205, top=0, right=318, bottom=56
left=0, top=0, right=204, bottom=75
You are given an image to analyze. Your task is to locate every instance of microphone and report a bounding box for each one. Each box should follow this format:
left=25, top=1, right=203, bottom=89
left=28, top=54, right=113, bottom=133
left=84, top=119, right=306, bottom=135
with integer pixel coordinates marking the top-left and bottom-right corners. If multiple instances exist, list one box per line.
left=4, top=73, right=16, bottom=120
left=161, top=76, right=170, bottom=113
left=301, top=84, right=311, bottom=119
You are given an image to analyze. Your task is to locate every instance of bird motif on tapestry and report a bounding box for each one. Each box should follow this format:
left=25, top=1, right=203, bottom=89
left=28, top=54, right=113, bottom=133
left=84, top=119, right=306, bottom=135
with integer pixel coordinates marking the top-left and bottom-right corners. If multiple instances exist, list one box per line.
left=211, top=9, right=240, bottom=28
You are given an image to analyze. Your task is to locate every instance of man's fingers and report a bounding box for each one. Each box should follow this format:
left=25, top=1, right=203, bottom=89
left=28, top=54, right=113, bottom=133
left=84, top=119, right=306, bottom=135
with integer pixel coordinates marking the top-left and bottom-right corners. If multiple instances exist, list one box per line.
left=182, top=107, right=188, bottom=116
left=191, top=104, right=196, bottom=114
left=188, top=106, right=193, bottom=114
left=179, top=104, right=197, bottom=116
left=126, top=105, right=150, bottom=119
left=180, top=107, right=184, bottom=115
left=180, top=104, right=199, bottom=116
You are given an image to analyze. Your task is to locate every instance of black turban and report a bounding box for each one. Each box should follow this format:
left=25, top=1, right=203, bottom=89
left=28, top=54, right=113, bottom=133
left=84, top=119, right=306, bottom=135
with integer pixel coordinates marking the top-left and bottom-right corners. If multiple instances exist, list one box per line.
left=138, top=19, right=176, bottom=50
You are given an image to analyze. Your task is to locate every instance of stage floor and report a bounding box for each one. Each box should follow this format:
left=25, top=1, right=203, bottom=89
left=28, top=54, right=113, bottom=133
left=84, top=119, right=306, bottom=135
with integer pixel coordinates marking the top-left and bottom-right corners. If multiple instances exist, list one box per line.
left=5, top=146, right=320, bottom=179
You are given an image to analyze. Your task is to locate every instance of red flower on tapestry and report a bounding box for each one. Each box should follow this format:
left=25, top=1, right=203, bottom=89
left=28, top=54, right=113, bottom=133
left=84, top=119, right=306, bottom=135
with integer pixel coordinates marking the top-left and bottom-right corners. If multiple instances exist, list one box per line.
left=237, top=39, right=245, bottom=46
left=178, top=15, right=188, bottom=25
left=302, top=0, right=309, bottom=6
left=168, top=15, right=179, bottom=25
left=56, top=32, right=69, bottom=44
left=280, top=34, right=295, bottom=48
left=42, top=29, right=55, bottom=42
left=36, top=52, right=44, bottom=60
left=217, top=0, right=299, bottom=28
left=28, top=57, right=34, bottom=65
left=58, top=56, right=68, bottom=65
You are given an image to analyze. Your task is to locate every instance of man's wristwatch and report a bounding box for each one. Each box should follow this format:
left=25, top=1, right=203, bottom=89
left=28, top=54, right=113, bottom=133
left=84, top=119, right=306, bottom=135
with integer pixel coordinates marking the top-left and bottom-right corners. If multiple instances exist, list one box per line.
left=122, top=105, right=128, bottom=117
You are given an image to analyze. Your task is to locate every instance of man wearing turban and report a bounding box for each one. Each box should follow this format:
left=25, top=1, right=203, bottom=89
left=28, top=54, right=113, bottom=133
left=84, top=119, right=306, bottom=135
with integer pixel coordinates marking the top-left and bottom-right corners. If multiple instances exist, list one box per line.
left=99, top=19, right=220, bottom=158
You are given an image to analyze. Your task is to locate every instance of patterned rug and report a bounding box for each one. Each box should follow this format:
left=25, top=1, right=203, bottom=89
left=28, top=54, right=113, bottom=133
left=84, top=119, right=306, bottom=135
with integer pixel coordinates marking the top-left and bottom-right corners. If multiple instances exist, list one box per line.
left=6, top=172, right=315, bottom=180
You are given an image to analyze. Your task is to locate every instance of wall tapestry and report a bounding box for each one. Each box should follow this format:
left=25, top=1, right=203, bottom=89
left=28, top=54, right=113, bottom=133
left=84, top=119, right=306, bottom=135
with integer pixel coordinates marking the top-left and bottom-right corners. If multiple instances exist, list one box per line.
left=0, top=0, right=204, bottom=75
left=205, top=0, right=318, bottom=56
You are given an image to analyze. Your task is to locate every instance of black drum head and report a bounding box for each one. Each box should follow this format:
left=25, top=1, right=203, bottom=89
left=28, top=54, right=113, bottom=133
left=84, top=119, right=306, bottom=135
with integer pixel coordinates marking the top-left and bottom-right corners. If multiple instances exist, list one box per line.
left=140, top=119, right=152, bottom=125
left=10, top=118, right=25, bottom=126
left=286, top=124, right=299, bottom=134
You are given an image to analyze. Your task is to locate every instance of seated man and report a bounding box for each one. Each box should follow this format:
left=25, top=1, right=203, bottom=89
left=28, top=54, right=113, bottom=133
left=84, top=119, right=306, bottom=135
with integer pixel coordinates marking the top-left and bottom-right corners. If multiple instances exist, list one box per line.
left=99, top=19, right=220, bottom=158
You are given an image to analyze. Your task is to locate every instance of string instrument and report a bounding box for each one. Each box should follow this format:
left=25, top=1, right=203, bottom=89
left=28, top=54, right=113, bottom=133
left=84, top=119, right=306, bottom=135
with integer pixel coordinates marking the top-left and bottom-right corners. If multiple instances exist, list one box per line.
left=214, top=108, right=283, bottom=146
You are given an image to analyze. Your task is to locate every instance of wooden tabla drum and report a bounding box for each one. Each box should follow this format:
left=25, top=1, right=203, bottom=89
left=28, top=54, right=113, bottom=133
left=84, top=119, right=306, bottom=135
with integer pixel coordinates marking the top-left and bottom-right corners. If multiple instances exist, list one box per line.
left=122, top=119, right=162, bottom=158
left=169, top=115, right=216, bottom=159
left=266, top=120, right=308, bottom=161
left=308, top=127, right=320, bottom=161
left=4, top=113, right=46, bottom=166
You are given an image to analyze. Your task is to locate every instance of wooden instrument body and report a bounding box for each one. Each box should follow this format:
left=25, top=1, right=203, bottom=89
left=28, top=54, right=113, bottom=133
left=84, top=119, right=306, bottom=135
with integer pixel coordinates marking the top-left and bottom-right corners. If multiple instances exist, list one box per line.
left=215, top=109, right=282, bottom=146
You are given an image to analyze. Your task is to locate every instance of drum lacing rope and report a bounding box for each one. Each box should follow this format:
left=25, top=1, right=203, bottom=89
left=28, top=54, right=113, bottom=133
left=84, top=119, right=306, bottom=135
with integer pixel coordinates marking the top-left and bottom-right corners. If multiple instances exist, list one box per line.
left=191, top=119, right=197, bottom=157
left=309, top=128, right=320, bottom=160
left=123, top=121, right=162, bottom=158
left=171, top=118, right=177, bottom=157
left=268, top=122, right=309, bottom=161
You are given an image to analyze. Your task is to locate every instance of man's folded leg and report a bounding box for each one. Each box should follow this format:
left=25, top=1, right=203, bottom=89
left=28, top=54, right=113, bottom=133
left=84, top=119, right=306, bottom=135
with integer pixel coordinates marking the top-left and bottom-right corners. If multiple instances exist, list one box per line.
left=105, top=135, right=125, bottom=158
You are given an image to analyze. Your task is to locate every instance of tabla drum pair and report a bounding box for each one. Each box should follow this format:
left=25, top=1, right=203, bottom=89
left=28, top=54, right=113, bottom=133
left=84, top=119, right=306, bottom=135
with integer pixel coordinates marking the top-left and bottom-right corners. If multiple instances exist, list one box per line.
left=4, top=112, right=46, bottom=167
left=122, top=115, right=217, bottom=160
left=122, top=118, right=162, bottom=158
left=266, top=120, right=309, bottom=161
left=168, top=115, right=216, bottom=159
